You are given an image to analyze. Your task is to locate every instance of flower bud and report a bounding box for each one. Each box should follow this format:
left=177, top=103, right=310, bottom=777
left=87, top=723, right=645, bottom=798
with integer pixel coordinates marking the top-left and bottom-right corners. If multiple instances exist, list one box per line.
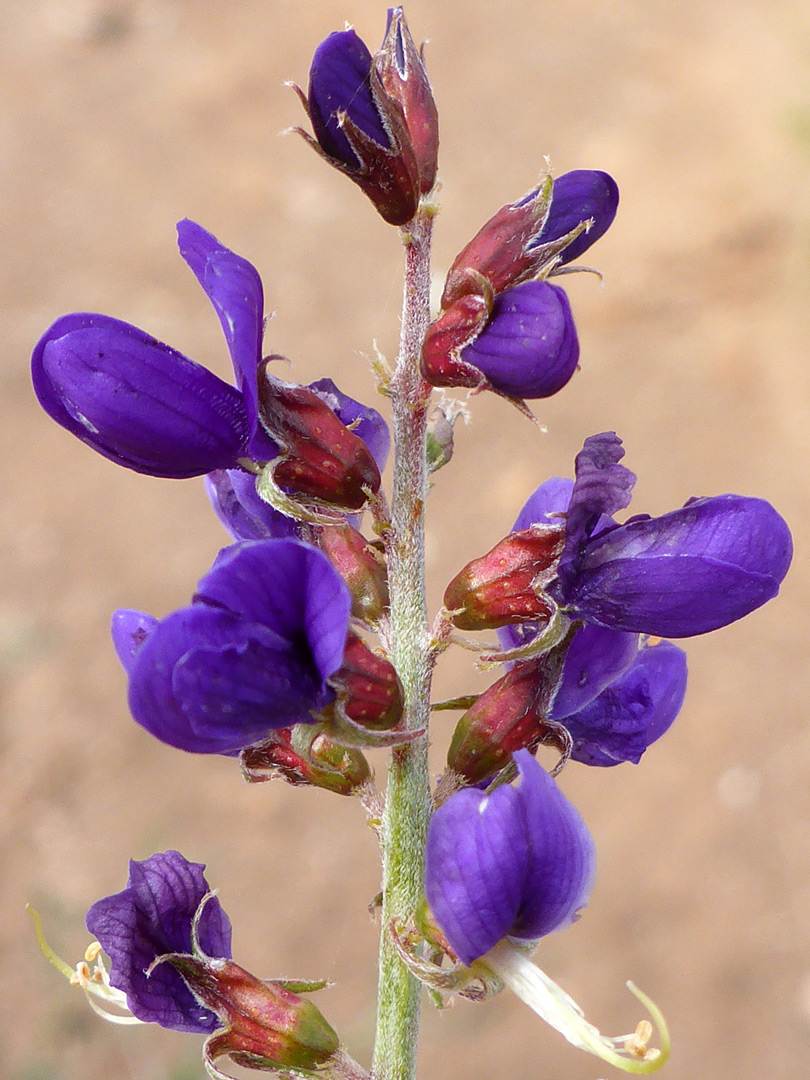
left=258, top=364, right=381, bottom=510
left=442, top=177, right=554, bottom=308
left=241, top=727, right=372, bottom=796
left=331, top=632, right=404, bottom=730
left=317, top=522, right=389, bottom=624
left=444, top=523, right=565, bottom=631
left=297, top=26, right=420, bottom=225
left=165, top=954, right=339, bottom=1075
left=447, top=646, right=568, bottom=785
left=376, top=7, right=439, bottom=194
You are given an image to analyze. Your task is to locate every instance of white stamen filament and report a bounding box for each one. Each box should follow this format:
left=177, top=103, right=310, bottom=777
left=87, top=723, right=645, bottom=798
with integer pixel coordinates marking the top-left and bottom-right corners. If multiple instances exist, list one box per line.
left=483, top=940, right=669, bottom=1074
left=28, top=906, right=143, bottom=1026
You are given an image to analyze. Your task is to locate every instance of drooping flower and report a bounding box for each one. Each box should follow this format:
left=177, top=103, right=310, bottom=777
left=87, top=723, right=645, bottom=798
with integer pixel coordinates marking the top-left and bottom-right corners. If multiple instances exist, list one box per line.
left=293, top=9, right=440, bottom=225
left=82, top=851, right=342, bottom=1075
left=424, top=750, right=668, bottom=1072
left=426, top=749, right=595, bottom=965
left=112, top=539, right=352, bottom=754
left=421, top=170, right=618, bottom=403
left=453, top=432, right=792, bottom=639
left=85, top=850, right=232, bottom=1032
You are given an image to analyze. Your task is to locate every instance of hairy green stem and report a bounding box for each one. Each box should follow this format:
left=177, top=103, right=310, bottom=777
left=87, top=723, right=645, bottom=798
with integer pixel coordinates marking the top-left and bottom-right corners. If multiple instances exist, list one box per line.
left=371, top=206, right=435, bottom=1080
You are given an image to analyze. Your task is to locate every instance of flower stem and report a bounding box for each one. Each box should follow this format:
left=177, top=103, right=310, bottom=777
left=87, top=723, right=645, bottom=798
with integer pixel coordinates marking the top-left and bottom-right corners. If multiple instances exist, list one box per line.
left=371, top=206, right=435, bottom=1080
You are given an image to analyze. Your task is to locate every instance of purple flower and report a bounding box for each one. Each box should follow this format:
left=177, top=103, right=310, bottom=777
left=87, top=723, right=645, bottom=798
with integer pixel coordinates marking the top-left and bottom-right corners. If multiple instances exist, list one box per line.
left=459, top=280, right=579, bottom=399
left=299, top=25, right=420, bottom=224
left=206, top=469, right=302, bottom=542
left=556, top=637, right=687, bottom=766
left=32, top=220, right=276, bottom=478
left=526, top=432, right=793, bottom=637
left=308, top=29, right=390, bottom=169
left=114, top=539, right=351, bottom=754
left=206, top=379, right=389, bottom=539
left=425, top=750, right=595, bottom=965
left=85, top=851, right=232, bottom=1032
left=527, top=169, right=620, bottom=266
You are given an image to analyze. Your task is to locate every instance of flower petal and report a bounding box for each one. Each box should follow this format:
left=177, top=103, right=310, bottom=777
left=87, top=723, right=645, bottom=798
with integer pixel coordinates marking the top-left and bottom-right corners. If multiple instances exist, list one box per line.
left=555, top=432, right=636, bottom=597
left=425, top=784, right=527, bottom=965
left=206, top=470, right=301, bottom=541
left=530, top=170, right=619, bottom=265
left=510, top=751, right=596, bottom=941
left=32, top=313, right=249, bottom=477
left=85, top=851, right=231, bottom=1032
left=194, top=540, right=351, bottom=685
left=307, top=29, right=388, bottom=166
left=563, top=640, right=687, bottom=766
left=551, top=625, right=641, bottom=718
left=567, top=494, right=793, bottom=636
left=461, top=281, right=579, bottom=399
left=128, top=605, right=322, bottom=754
left=111, top=609, right=158, bottom=675
left=426, top=751, right=595, bottom=963
left=176, top=219, right=276, bottom=461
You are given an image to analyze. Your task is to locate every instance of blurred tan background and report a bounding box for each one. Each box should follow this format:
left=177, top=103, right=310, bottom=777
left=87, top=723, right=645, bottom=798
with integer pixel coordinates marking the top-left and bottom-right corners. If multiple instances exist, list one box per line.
left=3, top=0, right=810, bottom=1077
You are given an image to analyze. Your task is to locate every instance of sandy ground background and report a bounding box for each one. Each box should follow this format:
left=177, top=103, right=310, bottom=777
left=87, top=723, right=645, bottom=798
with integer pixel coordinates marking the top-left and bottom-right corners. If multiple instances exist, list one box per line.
left=4, top=0, right=810, bottom=1077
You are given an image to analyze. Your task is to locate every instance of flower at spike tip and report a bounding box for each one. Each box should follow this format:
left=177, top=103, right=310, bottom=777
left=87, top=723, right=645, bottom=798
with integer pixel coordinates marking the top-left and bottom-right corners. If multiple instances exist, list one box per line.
left=424, top=750, right=669, bottom=1072
left=291, top=7, right=438, bottom=224
left=111, top=539, right=352, bottom=755
left=421, top=170, right=618, bottom=404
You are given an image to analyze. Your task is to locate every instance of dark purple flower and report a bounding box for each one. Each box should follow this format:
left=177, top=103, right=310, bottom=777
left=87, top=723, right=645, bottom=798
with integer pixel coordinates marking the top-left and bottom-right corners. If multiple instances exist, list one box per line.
left=557, top=638, right=687, bottom=766
left=85, top=850, right=232, bottom=1032
left=425, top=750, right=595, bottom=965
left=308, top=30, right=388, bottom=165
left=300, top=26, right=420, bottom=224
left=32, top=221, right=276, bottom=478
left=527, top=169, right=620, bottom=266
left=115, top=539, right=352, bottom=754
left=459, top=280, right=580, bottom=399
left=520, top=432, right=792, bottom=638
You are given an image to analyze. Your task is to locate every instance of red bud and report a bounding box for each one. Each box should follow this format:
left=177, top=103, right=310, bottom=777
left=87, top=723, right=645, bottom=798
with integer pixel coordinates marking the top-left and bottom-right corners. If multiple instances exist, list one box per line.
left=317, top=522, right=389, bottom=624
left=258, top=365, right=380, bottom=510
left=444, top=524, right=566, bottom=631
left=332, top=632, right=403, bottom=730
left=441, top=178, right=553, bottom=308
left=376, top=7, right=439, bottom=195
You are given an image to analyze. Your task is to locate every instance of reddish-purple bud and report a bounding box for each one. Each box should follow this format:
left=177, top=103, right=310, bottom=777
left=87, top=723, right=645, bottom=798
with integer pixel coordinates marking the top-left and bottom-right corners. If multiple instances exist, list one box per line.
left=317, top=522, right=389, bottom=624
left=376, top=7, right=439, bottom=195
left=164, top=953, right=339, bottom=1075
left=258, top=365, right=381, bottom=510
left=241, top=727, right=372, bottom=796
left=332, top=632, right=403, bottom=731
left=444, top=524, right=566, bottom=631
left=447, top=648, right=569, bottom=785
left=420, top=288, right=492, bottom=391
left=441, top=179, right=554, bottom=308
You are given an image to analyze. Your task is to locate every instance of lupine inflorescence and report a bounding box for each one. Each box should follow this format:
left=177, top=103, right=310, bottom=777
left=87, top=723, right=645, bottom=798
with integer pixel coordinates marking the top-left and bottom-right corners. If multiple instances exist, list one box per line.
left=31, top=8, right=792, bottom=1080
